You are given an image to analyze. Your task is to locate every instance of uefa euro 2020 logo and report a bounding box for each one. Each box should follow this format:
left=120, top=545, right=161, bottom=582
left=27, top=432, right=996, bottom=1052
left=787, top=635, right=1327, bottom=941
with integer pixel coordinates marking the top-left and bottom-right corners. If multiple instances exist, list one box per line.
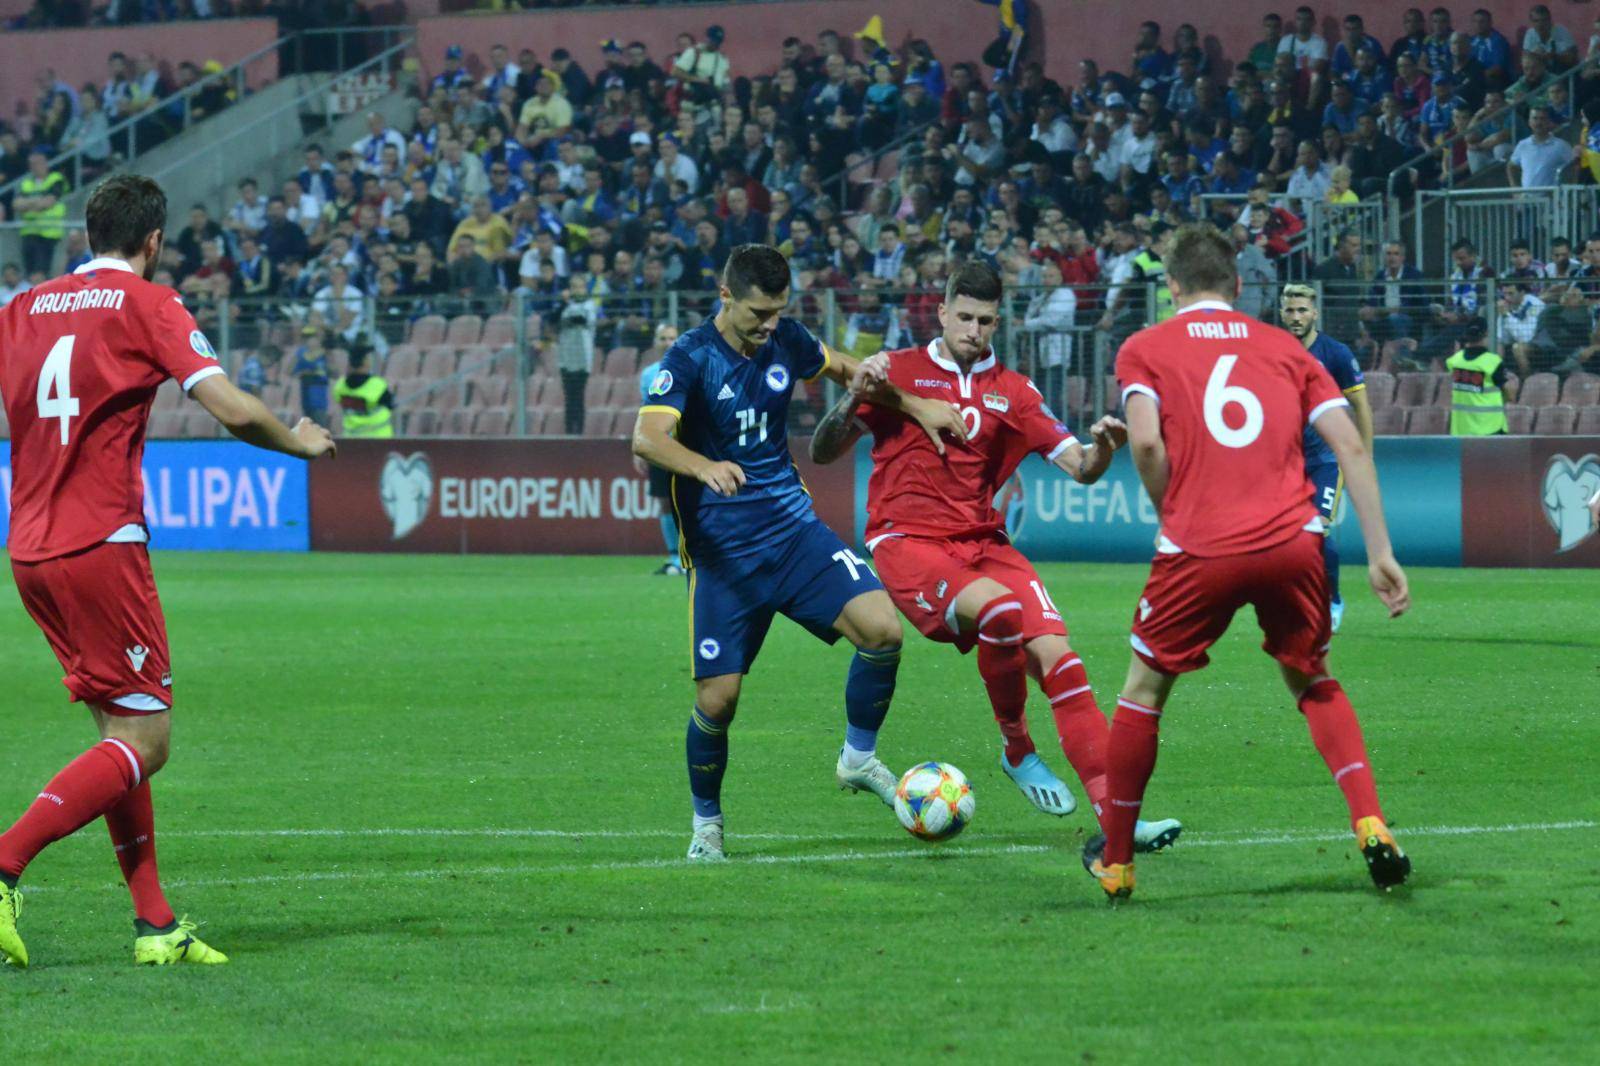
left=380, top=452, right=433, bottom=540
left=1541, top=453, right=1600, bottom=552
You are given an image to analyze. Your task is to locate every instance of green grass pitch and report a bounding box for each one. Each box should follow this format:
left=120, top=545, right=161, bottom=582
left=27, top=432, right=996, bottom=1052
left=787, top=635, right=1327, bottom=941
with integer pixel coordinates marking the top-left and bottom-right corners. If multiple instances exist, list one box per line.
left=1, top=553, right=1596, bottom=1062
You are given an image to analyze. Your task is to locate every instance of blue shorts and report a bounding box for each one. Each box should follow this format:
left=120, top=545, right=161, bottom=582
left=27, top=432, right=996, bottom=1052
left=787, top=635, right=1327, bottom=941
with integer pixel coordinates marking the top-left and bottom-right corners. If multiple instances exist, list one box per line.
left=688, top=520, right=883, bottom=679
left=1307, top=461, right=1343, bottom=530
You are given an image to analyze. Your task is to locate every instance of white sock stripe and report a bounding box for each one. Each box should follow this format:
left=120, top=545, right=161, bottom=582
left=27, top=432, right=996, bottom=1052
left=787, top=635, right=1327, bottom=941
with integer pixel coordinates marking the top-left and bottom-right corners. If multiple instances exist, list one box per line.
left=1116, top=698, right=1162, bottom=717
left=1332, top=761, right=1367, bottom=783
left=103, top=738, right=141, bottom=788
left=1110, top=799, right=1143, bottom=808
left=978, top=634, right=1024, bottom=645
left=977, top=601, right=1023, bottom=630
left=1048, top=683, right=1094, bottom=703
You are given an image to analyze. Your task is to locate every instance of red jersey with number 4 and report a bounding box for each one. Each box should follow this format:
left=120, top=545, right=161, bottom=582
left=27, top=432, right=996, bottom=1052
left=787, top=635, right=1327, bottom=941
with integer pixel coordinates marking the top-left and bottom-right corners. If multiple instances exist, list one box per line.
left=856, top=339, right=1077, bottom=541
left=0, top=258, right=225, bottom=562
left=1115, top=300, right=1347, bottom=558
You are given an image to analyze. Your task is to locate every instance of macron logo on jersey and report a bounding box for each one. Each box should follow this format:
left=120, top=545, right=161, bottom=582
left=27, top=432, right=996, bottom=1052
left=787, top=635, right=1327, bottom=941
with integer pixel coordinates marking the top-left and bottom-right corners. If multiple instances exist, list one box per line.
left=29, top=288, right=126, bottom=315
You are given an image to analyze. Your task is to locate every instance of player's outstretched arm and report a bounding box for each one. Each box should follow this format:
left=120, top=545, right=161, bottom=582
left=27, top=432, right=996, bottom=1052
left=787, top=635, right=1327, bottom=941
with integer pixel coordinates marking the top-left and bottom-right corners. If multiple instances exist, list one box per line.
left=190, top=375, right=336, bottom=460
left=1313, top=406, right=1409, bottom=618
left=809, top=387, right=864, bottom=465
left=1124, top=395, right=1169, bottom=512
left=821, top=347, right=966, bottom=456
left=1052, top=415, right=1127, bottom=484
left=631, top=409, right=744, bottom=496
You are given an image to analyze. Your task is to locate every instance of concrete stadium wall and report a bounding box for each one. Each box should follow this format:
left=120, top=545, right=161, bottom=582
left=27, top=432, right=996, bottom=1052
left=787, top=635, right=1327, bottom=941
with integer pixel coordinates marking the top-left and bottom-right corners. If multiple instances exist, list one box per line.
left=0, top=18, right=281, bottom=121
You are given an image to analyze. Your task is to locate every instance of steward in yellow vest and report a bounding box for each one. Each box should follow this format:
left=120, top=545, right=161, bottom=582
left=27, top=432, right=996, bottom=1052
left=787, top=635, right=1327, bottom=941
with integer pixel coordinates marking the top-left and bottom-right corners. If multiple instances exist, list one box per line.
left=1445, top=318, right=1509, bottom=436
left=334, top=348, right=395, bottom=438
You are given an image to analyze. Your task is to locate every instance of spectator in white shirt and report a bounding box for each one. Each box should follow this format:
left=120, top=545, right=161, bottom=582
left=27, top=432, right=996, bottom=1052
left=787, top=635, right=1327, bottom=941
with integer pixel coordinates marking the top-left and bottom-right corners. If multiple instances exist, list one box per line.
left=1031, top=92, right=1077, bottom=156
left=282, top=179, right=322, bottom=237
left=312, top=264, right=367, bottom=345
left=225, top=177, right=267, bottom=244
left=653, top=136, right=700, bottom=192
left=1285, top=140, right=1332, bottom=214
left=1278, top=6, right=1330, bottom=70
left=1498, top=281, right=1546, bottom=356
left=1114, top=110, right=1158, bottom=178
left=1023, top=260, right=1077, bottom=410
left=1523, top=4, right=1580, bottom=71
left=1508, top=107, right=1575, bottom=188
left=353, top=112, right=407, bottom=175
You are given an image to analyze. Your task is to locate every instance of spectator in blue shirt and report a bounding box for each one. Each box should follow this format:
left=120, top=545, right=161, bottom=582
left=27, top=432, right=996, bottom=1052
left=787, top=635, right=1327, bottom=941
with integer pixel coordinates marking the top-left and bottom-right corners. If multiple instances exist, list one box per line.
left=1418, top=73, right=1460, bottom=149
left=1208, top=151, right=1256, bottom=195
left=1390, top=7, right=1427, bottom=68
left=1161, top=150, right=1204, bottom=202
left=1422, top=9, right=1453, bottom=74
left=485, top=162, right=523, bottom=214
left=1322, top=82, right=1364, bottom=135
left=1469, top=9, right=1514, bottom=82
left=1166, top=54, right=1200, bottom=116
left=1346, top=47, right=1389, bottom=111
left=1330, top=14, right=1386, bottom=79
left=1132, top=21, right=1172, bottom=83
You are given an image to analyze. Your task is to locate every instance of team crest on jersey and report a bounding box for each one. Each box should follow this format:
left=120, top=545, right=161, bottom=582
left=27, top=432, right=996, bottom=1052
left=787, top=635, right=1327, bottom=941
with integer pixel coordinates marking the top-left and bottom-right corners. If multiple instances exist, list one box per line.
left=934, top=580, right=948, bottom=598
left=982, top=392, right=1009, bottom=413
left=765, top=365, right=790, bottom=391
left=189, top=330, right=217, bottom=360
left=649, top=369, right=674, bottom=396
left=914, top=593, right=933, bottom=612
left=698, top=639, right=721, bottom=660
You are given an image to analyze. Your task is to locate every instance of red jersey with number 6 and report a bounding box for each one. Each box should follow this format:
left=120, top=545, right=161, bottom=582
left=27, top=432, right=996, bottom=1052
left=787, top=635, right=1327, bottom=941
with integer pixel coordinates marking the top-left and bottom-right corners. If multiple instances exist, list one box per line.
left=1114, top=300, right=1347, bottom=558
left=855, top=338, right=1077, bottom=542
left=0, top=258, right=224, bottom=562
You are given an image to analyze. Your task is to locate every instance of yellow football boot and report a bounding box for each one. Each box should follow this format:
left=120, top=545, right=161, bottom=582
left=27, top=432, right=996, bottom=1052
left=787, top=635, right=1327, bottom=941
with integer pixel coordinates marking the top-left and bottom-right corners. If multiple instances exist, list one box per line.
left=133, top=917, right=229, bottom=966
left=0, top=881, right=26, bottom=968
left=1356, top=816, right=1411, bottom=890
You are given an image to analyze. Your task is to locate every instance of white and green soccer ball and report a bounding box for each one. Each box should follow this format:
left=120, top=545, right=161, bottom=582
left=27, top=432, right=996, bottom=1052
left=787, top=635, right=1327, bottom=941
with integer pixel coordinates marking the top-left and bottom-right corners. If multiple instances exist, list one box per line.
left=894, top=762, right=975, bottom=842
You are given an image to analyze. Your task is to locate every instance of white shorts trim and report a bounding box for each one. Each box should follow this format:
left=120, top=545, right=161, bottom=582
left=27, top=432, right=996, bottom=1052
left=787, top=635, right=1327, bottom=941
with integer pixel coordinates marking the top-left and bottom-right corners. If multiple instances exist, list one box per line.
left=111, top=693, right=169, bottom=714
left=1121, top=384, right=1159, bottom=407
left=1307, top=397, right=1350, bottom=425
left=864, top=532, right=903, bottom=554
left=1045, top=436, right=1078, bottom=462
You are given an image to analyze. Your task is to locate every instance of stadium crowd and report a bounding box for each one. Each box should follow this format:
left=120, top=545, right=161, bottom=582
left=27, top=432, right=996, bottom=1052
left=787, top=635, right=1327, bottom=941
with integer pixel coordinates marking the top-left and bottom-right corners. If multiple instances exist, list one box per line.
left=4, top=3, right=1600, bottom=437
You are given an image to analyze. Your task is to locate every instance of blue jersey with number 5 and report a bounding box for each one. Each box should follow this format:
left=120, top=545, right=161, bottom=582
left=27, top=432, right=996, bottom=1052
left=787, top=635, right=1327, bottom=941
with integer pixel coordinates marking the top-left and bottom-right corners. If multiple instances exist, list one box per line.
left=640, top=316, right=832, bottom=562
left=1303, top=332, right=1363, bottom=469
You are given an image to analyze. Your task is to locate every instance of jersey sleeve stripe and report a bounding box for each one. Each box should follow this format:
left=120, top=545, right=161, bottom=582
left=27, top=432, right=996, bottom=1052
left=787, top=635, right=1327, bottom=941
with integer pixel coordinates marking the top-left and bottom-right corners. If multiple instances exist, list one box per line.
left=181, top=365, right=226, bottom=393
left=1342, top=383, right=1366, bottom=395
left=1121, top=383, right=1159, bottom=407
left=1308, top=397, right=1350, bottom=425
left=638, top=404, right=683, bottom=420
left=1046, top=436, right=1078, bottom=461
left=805, top=343, right=835, bottom=383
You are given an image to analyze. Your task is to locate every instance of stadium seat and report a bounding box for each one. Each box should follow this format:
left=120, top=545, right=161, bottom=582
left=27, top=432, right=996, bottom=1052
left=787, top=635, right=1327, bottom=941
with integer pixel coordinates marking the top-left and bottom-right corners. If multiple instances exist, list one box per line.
left=180, top=410, right=215, bottom=438
left=1362, top=371, right=1395, bottom=407
left=1519, top=372, right=1560, bottom=409
left=154, top=381, right=184, bottom=411
left=408, top=315, right=447, bottom=347
left=583, top=407, right=616, bottom=436
left=445, top=314, right=483, bottom=346
left=473, top=408, right=512, bottom=436
left=420, top=346, right=458, bottom=379
left=455, top=345, right=494, bottom=377
left=471, top=376, right=510, bottom=408
left=583, top=375, right=611, bottom=407
left=1370, top=406, right=1406, bottom=435
left=1576, top=406, right=1600, bottom=435
left=481, top=314, right=518, bottom=348
left=1559, top=372, right=1599, bottom=408
left=432, top=382, right=466, bottom=412
left=384, top=344, right=421, bottom=379
left=1405, top=407, right=1448, bottom=435
left=442, top=409, right=474, bottom=436
left=1429, top=372, right=1451, bottom=406
left=403, top=409, right=439, bottom=436
left=1395, top=372, right=1436, bottom=407
left=603, top=347, right=639, bottom=377
left=1534, top=404, right=1576, bottom=435
left=1505, top=404, right=1533, bottom=435
left=525, top=373, right=552, bottom=409
left=150, top=412, right=185, bottom=438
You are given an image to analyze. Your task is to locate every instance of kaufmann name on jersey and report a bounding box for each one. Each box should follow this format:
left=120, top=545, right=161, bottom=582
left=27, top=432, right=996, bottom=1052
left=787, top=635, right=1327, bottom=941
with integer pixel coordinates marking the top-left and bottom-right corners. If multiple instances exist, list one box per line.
left=29, top=288, right=127, bottom=314
left=1185, top=320, right=1250, bottom=340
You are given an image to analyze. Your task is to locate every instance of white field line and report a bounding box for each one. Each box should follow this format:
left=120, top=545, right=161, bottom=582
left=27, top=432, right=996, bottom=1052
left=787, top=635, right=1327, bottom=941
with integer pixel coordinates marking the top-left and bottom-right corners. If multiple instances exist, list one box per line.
left=20, top=820, right=1592, bottom=896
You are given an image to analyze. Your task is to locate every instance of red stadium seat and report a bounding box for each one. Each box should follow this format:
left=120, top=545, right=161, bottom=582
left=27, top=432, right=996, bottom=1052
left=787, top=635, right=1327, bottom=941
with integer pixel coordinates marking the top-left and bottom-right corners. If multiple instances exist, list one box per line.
left=1518, top=372, right=1559, bottom=409
left=442, top=409, right=474, bottom=436
left=445, top=314, right=483, bottom=346
left=1559, top=372, right=1599, bottom=408
left=1429, top=372, right=1451, bottom=406
left=384, top=344, right=421, bottom=379
left=408, top=315, right=447, bottom=347
left=1395, top=372, right=1436, bottom=407
left=1533, top=404, right=1576, bottom=435
left=1362, top=371, right=1395, bottom=407
left=1576, top=406, right=1600, bottom=435
left=420, top=346, right=458, bottom=379
left=471, top=377, right=511, bottom=408
left=603, top=347, right=639, bottom=377
left=473, top=408, right=512, bottom=436
left=481, top=314, right=518, bottom=348
left=403, top=409, right=440, bottom=437
left=456, top=344, right=493, bottom=371
left=583, top=375, right=611, bottom=407
left=1371, top=406, right=1406, bottom=435
left=1505, top=404, right=1533, bottom=435
left=1405, top=407, right=1447, bottom=435
left=583, top=407, right=616, bottom=436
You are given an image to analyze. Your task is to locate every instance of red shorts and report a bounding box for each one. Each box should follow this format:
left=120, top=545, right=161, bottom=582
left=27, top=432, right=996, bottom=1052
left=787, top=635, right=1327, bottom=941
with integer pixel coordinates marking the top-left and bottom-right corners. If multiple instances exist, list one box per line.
left=870, top=531, right=1068, bottom=654
left=12, top=542, right=174, bottom=714
left=1130, top=530, right=1331, bottom=677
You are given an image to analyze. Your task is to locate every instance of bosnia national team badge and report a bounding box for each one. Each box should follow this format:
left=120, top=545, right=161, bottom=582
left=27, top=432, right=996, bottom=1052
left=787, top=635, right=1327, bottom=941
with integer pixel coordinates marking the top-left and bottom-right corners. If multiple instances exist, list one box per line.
left=650, top=369, right=674, bottom=396
left=190, top=329, right=217, bottom=360
left=982, top=391, right=1009, bottom=413
left=765, top=365, right=790, bottom=391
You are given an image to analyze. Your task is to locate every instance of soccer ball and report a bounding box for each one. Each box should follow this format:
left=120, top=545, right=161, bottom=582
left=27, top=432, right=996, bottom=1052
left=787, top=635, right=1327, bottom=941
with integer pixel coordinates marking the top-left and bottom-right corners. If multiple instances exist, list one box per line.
left=894, top=762, right=975, bottom=842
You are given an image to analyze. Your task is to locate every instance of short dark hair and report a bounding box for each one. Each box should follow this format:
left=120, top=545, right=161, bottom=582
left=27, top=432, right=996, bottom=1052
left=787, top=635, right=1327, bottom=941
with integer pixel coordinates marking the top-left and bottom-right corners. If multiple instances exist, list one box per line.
left=1510, top=238, right=1531, bottom=253
left=722, top=244, right=791, bottom=298
left=86, top=175, right=167, bottom=259
left=944, top=261, right=1003, bottom=304
left=1451, top=238, right=1476, bottom=254
left=1166, top=222, right=1238, bottom=296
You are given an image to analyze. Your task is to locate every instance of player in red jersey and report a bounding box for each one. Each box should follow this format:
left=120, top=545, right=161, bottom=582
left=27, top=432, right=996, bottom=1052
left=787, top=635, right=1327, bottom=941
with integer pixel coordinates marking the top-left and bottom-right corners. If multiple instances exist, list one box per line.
left=1084, top=223, right=1411, bottom=902
left=810, top=263, right=1180, bottom=849
left=0, top=176, right=335, bottom=967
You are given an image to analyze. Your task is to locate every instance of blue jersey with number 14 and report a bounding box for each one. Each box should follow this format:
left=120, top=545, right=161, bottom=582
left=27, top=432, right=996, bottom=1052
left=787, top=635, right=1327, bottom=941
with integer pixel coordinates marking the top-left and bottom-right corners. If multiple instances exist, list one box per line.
left=1303, top=331, right=1363, bottom=468
left=640, top=316, right=832, bottom=562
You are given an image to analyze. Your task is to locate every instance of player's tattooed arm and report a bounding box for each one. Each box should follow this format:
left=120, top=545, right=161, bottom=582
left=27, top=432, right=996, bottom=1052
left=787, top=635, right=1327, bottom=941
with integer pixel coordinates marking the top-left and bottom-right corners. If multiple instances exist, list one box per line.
left=809, top=387, right=866, bottom=464
left=1053, top=416, right=1128, bottom=484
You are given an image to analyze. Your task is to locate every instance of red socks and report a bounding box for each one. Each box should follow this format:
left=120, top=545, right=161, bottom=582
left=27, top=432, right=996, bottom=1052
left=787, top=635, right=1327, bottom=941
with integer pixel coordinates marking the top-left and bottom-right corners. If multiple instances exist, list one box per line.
left=105, top=781, right=175, bottom=928
left=1041, top=655, right=1110, bottom=813
left=975, top=594, right=1033, bottom=766
left=1101, top=697, right=1163, bottom=866
left=1298, top=678, right=1383, bottom=830
left=0, top=740, right=143, bottom=880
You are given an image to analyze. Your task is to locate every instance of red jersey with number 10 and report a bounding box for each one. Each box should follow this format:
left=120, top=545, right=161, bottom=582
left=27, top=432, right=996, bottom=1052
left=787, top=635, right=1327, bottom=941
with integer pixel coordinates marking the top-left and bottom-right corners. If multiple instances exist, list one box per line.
left=1114, top=300, right=1347, bottom=558
left=856, top=339, right=1077, bottom=542
left=0, top=258, right=224, bottom=562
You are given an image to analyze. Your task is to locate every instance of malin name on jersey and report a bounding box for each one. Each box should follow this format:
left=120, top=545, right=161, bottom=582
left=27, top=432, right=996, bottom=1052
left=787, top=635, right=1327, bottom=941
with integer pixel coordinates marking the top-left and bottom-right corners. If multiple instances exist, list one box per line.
left=1185, top=319, right=1250, bottom=340
left=28, top=288, right=127, bottom=314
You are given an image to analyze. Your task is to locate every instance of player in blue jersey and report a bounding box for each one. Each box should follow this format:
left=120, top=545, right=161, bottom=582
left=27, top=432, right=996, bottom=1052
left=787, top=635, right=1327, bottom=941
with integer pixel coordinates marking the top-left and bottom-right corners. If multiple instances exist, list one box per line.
left=631, top=245, right=969, bottom=861
left=1279, top=285, right=1374, bottom=632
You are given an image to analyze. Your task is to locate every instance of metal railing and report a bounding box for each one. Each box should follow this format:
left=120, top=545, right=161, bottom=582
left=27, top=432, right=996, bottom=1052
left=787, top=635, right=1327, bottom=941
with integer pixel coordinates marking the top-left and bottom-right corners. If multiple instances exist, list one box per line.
left=821, top=118, right=941, bottom=215
left=1417, top=185, right=1600, bottom=279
